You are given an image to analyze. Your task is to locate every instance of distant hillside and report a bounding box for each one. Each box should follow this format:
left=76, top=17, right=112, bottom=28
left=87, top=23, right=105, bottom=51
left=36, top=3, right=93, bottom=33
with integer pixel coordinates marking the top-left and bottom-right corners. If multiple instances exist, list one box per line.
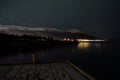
left=0, top=25, right=97, bottom=39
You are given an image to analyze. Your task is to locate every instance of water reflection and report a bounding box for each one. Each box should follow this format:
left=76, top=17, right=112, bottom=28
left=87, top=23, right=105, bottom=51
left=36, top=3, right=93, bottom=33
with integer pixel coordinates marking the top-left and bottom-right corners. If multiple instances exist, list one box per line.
left=0, top=42, right=103, bottom=63
left=78, top=42, right=91, bottom=49
left=77, top=42, right=101, bottom=50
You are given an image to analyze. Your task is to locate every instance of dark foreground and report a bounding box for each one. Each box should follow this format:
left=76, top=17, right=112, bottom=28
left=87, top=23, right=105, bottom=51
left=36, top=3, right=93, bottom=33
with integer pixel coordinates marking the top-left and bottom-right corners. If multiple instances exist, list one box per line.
left=0, top=61, right=94, bottom=80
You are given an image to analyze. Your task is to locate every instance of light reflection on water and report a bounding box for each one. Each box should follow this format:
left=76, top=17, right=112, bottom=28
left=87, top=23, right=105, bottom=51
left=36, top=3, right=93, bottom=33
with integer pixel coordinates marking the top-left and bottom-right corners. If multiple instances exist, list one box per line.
left=77, top=42, right=101, bottom=50
left=0, top=42, right=103, bottom=63
left=78, top=42, right=91, bottom=49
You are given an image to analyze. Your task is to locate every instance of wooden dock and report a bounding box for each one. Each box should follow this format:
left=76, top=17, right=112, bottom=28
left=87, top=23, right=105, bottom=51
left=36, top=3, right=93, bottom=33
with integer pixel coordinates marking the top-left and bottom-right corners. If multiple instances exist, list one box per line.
left=0, top=60, right=94, bottom=80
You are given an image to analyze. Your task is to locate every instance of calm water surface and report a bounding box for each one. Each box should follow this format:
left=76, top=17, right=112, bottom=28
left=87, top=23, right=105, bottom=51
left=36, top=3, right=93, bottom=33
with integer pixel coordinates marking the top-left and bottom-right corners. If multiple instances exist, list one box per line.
left=0, top=41, right=119, bottom=80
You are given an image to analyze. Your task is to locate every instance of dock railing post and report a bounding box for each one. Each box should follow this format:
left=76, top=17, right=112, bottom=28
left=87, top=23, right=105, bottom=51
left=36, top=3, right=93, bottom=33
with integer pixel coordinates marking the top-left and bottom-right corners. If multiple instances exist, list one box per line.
left=32, top=52, right=37, bottom=80
left=32, top=52, right=37, bottom=64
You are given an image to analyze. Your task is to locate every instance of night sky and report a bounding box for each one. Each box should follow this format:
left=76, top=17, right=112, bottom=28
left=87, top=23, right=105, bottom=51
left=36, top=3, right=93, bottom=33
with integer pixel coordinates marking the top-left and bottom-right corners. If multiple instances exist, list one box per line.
left=0, top=0, right=119, bottom=38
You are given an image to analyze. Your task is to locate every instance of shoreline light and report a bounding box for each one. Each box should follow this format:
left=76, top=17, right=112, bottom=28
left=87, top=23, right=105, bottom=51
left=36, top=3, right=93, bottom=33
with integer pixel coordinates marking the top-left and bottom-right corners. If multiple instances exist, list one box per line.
left=76, top=39, right=106, bottom=42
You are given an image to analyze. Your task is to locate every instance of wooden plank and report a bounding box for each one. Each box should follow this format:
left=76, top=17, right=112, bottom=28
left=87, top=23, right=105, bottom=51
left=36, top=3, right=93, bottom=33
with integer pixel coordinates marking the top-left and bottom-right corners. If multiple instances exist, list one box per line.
left=15, top=64, right=34, bottom=80
left=35, top=63, right=55, bottom=80
left=59, top=62, right=87, bottom=80
left=0, top=65, right=14, bottom=80
left=54, top=63, right=74, bottom=80
left=66, top=60, right=95, bottom=80
left=0, top=60, right=94, bottom=80
left=50, top=63, right=73, bottom=80
left=5, top=64, right=23, bottom=79
left=0, top=65, right=8, bottom=73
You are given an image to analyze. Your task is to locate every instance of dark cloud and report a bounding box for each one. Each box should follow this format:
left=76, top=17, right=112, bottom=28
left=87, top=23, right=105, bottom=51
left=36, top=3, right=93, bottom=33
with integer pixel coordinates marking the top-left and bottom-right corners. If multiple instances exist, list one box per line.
left=0, top=0, right=119, bottom=38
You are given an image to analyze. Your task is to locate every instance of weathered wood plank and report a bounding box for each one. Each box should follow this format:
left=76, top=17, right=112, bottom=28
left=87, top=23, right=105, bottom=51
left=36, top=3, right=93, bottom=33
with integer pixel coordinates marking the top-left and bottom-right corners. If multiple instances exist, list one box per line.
left=5, top=64, right=23, bottom=79
left=66, top=61, right=95, bottom=80
left=50, top=63, right=73, bottom=80
left=0, top=61, right=94, bottom=80
left=35, top=64, right=55, bottom=80
left=15, top=64, right=34, bottom=80
left=0, top=65, right=14, bottom=80
left=0, top=65, right=8, bottom=73
left=59, top=62, right=87, bottom=80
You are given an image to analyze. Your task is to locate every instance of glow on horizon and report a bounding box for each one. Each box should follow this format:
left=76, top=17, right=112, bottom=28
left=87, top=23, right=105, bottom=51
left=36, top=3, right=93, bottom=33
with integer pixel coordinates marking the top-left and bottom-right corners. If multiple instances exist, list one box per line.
left=76, top=39, right=106, bottom=42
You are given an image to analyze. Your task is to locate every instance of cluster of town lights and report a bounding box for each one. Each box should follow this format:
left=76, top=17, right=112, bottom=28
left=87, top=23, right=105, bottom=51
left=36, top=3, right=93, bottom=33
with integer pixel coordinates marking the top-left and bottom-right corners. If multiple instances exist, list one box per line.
left=60, top=38, right=74, bottom=41
left=39, top=37, right=106, bottom=42
left=60, top=38, right=106, bottom=42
